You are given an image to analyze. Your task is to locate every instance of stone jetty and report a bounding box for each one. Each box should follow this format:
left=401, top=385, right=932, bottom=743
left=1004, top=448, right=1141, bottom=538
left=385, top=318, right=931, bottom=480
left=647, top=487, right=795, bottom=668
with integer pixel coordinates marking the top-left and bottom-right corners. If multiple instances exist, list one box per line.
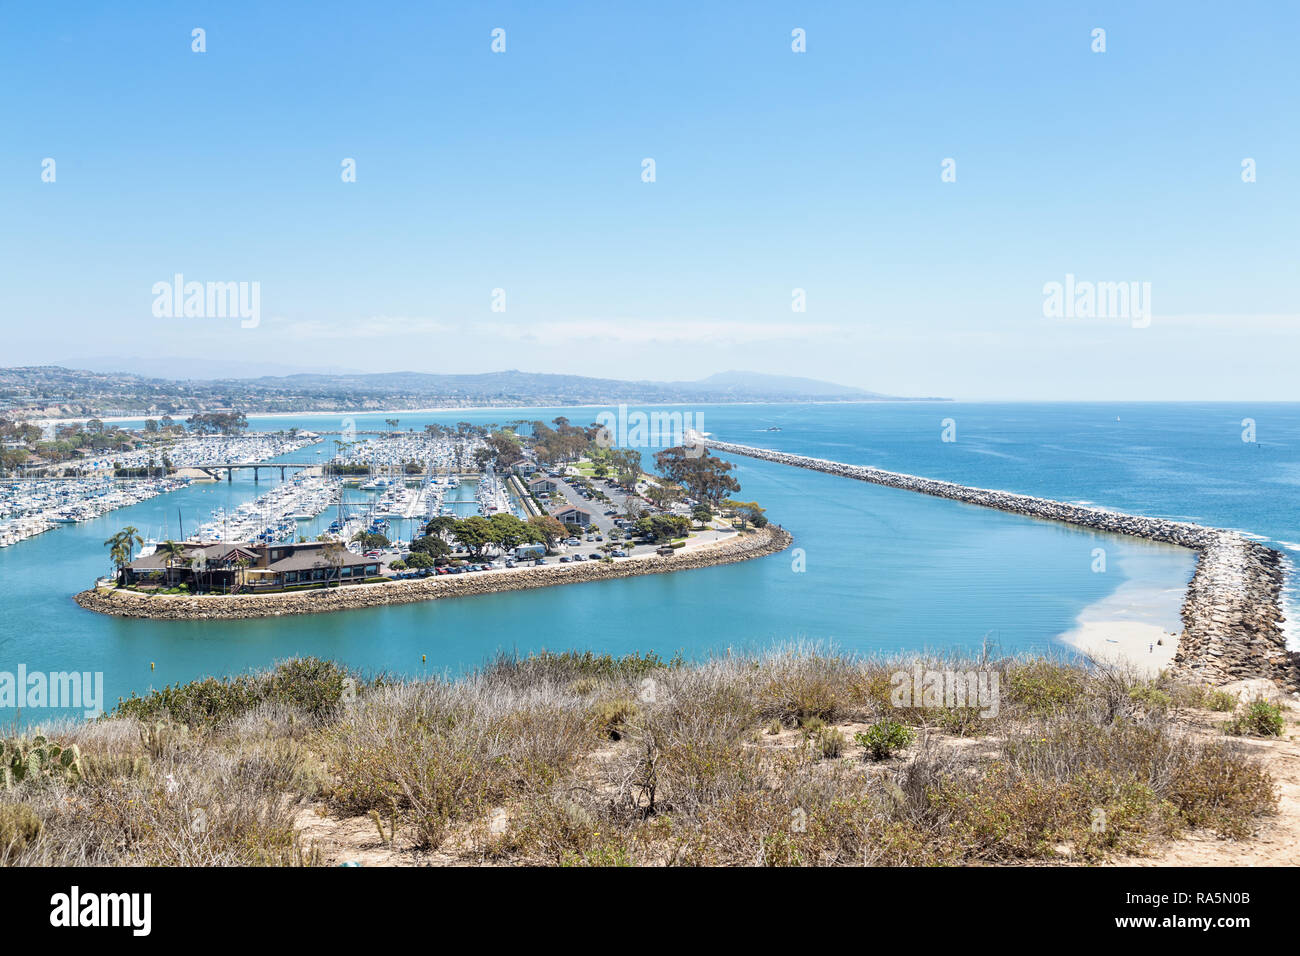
left=74, top=526, right=792, bottom=622
left=704, top=439, right=1297, bottom=688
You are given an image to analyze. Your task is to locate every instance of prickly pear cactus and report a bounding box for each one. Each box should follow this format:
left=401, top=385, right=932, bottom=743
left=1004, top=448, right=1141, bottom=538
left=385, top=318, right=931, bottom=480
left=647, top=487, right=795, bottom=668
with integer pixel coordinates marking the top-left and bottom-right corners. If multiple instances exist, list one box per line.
left=1, top=736, right=85, bottom=789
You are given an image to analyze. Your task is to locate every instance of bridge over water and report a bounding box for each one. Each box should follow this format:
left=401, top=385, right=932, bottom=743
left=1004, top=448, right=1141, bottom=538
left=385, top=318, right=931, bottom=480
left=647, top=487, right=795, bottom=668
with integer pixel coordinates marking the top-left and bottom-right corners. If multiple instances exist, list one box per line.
left=189, top=462, right=323, bottom=481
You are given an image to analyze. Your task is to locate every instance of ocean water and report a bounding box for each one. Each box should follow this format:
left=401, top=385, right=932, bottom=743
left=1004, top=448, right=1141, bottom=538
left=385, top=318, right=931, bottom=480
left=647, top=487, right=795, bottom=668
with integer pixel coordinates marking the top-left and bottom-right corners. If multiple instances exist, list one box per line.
left=5, top=401, right=1294, bottom=725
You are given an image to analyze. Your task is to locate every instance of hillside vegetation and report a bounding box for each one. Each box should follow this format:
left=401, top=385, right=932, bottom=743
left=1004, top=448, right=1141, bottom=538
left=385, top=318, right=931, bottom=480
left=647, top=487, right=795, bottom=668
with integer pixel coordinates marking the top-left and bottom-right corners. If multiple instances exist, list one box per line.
left=0, top=651, right=1282, bottom=866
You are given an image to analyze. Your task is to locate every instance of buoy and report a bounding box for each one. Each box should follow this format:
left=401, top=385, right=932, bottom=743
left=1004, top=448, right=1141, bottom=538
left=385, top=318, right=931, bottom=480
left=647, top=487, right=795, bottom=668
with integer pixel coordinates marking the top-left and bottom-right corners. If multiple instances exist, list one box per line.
left=150, top=662, right=155, bottom=671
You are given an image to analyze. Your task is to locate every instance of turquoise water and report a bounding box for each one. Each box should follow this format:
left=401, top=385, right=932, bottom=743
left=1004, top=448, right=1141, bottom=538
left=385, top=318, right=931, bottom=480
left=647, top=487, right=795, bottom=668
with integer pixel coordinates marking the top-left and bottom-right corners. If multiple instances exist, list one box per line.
left=8, top=401, right=1297, bottom=725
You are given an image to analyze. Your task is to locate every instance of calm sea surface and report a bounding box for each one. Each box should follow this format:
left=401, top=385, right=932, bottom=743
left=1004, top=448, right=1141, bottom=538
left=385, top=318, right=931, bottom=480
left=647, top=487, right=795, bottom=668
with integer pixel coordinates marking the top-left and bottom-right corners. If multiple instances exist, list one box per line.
left=5, top=401, right=1296, bottom=724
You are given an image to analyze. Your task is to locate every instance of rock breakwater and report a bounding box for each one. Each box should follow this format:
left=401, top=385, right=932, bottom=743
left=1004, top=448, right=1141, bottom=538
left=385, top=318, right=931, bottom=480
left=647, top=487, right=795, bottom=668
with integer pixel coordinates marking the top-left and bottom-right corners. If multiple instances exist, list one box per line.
left=74, top=526, right=792, bottom=622
left=705, top=439, right=1296, bottom=688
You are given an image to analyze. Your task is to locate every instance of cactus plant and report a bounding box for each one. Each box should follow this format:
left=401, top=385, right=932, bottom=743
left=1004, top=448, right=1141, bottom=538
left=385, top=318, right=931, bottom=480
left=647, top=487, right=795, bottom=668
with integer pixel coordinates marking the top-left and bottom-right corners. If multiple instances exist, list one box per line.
left=140, top=721, right=186, bottom=759
left=1, top=736, right=85, bottom=789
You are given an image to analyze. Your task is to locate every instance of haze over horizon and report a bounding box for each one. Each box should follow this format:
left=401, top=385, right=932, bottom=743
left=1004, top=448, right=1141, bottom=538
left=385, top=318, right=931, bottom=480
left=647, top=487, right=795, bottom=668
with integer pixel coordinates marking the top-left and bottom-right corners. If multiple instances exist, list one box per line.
left=4, top=1, right=1298, bottom=401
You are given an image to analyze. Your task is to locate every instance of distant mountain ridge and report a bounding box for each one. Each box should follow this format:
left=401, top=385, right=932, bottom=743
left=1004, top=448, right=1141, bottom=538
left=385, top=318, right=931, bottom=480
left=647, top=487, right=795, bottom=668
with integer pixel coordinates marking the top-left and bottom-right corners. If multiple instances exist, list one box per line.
left=687, top=370, right=890, bottom=399
left=0, top=366, right=950, bottom=418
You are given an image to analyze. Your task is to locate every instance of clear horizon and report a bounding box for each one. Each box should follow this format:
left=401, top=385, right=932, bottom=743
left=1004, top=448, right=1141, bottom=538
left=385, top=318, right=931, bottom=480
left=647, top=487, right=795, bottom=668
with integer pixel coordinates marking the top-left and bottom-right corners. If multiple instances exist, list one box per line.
left=3, top=1, right=1298, bottom=401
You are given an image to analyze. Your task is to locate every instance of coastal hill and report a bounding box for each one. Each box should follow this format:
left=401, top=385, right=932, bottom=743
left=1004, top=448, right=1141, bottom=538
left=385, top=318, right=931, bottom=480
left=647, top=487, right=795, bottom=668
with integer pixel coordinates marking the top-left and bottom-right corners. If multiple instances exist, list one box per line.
left=0, top=366, right=950, bottom=418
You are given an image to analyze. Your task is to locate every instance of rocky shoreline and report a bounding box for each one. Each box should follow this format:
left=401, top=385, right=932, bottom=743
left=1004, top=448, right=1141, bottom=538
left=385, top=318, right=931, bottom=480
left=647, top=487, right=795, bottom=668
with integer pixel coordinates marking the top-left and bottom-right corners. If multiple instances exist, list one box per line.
left=74, top=526, right=792, bottom=622
left=705, top=439, right=1297, bottom=688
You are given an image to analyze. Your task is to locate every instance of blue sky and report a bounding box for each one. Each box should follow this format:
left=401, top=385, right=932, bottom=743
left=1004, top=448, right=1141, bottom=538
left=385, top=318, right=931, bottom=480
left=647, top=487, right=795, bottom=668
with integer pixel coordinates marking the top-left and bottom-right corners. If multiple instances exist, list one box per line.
left=2, top=1, right=1297, bottom=399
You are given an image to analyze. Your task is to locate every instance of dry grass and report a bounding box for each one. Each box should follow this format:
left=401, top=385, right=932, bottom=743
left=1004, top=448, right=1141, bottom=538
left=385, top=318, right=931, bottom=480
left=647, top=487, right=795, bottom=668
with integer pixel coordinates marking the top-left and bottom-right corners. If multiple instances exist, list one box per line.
left=0, top=650, right=1283, bottom=866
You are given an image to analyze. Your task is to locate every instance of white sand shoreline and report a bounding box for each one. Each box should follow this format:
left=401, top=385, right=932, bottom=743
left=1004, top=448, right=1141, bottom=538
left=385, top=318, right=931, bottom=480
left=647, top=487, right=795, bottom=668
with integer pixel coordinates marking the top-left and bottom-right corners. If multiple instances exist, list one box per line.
left=32, top=398, right=951, bottom=427
left=1058, top=572, right=1189, bottom=676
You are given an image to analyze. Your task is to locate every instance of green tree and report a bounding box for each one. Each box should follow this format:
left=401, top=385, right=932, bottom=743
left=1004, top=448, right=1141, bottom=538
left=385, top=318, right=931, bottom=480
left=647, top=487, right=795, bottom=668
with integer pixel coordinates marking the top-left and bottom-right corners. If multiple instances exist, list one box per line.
left=526, top=515, right=567, bottom=551
left=654, top=447, right=740, bottom=505
left=488, top=513, right=538, bottom=551
left=408, top=535, right=451, bottom=559
left=452, top=516, right=497, bottom=559
left=423, top=515, right=459, bottom=540
left=104, top=526, right=144, bottom=578
left=634, top=514, right=692, bottom=542
left=727, top=501, right=767, bottom=529
left=158, top=540, right=187, bottom=587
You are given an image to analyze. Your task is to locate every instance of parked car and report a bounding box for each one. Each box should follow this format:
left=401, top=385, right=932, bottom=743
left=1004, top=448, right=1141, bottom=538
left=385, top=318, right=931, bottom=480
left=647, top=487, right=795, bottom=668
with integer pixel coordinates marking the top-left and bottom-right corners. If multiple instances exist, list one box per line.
left=588, top=553, right=601, bottom=561
left=533, top=558, right=545, bottom=566
left=505, top=560, right=516, bottom=568
left=572, top=554, right=585, bottom=561
left=612, top=549, right=628, bottom=558
left=559, top=556, right=572, bottom=563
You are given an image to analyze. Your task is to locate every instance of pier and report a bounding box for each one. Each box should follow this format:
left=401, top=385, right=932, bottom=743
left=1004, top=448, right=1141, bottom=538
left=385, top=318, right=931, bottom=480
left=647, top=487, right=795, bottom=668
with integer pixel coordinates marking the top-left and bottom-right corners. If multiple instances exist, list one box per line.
left=704, top=438, right=1297, bottom=688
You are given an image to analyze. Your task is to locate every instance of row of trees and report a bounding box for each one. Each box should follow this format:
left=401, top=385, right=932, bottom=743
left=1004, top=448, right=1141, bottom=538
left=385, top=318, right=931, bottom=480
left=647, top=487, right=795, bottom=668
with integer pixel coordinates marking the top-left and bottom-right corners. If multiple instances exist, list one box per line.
left=530, top=417, right=599, bottom=464
left=419, top=512, right=571, bottom=560
left=184, top=411, right=249, bottom=436
left=654, top=447, right=741, bottom=505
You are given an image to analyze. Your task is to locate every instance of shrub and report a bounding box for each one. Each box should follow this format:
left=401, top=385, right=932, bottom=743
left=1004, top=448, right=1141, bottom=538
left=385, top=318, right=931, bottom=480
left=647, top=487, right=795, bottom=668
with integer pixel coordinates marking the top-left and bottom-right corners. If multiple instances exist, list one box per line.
left=1005, top=661, right=1084, bottom=715
left=856, top=719, right=915, bottom=761
left=115, top=657, right=352, bottom=728
left=1128, top=684, right=1172, bottom=713
left=757, top=654, right=866, bottom=726
left=485, top=650, right=679, bottom=685
left=0, top=803, right=43, bottom=860
left=934, top=707, right=988, bottom=737
left=590, top=697, right=639, bottom=741
left=811, top=727, right=846, bottom=759
left=1206, top=690, right=1238, bottom=712
left=1166, top=743, right=1277, bottom=838
left=1225, top=698, right=1285, bottom=738
left=326, top=683, right=592, bottom=850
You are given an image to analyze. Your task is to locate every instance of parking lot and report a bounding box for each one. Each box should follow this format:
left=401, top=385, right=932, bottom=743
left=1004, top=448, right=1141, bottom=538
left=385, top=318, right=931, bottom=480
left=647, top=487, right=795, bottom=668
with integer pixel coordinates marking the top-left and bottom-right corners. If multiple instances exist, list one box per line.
left=386, top=467, right=739, bottom=577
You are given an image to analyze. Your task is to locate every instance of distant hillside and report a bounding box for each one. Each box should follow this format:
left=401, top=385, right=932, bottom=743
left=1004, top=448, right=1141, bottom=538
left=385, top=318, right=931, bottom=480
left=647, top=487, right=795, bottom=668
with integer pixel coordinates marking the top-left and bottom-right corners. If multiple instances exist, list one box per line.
left=686, top=370, right=891, bottom=399
left=0, top=366, right=949, bottom=418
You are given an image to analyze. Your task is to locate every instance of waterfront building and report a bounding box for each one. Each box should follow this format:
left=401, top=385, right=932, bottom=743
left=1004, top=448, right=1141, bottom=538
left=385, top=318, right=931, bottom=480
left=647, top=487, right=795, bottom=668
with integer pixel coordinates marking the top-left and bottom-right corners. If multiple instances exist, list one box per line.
left=121, top=540, right=379, bottom=591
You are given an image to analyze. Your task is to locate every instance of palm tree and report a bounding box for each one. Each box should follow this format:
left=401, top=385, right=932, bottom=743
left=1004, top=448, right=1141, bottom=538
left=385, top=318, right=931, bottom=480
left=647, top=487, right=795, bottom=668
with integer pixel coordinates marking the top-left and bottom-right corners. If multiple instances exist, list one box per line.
left=108, top=542, right=127, bottom=581
left=232, top=556, right=251, bottom=593
left=104, top=526, right=143, bottom=579
left=158, top=540, right=187, bottom=587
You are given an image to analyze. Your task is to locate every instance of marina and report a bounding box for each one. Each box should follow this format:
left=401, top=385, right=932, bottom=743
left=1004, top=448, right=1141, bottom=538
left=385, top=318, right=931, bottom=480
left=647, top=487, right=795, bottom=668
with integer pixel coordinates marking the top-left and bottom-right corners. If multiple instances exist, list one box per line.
left=0, top=433, right=323, bottom=548
left=0, top=474, right=192, bottom=548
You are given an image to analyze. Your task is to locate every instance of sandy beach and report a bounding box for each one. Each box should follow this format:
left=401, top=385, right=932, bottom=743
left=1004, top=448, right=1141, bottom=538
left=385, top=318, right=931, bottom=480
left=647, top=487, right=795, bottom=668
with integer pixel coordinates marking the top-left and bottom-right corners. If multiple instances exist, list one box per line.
left=1059, top=575, right=1188, bottom=676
